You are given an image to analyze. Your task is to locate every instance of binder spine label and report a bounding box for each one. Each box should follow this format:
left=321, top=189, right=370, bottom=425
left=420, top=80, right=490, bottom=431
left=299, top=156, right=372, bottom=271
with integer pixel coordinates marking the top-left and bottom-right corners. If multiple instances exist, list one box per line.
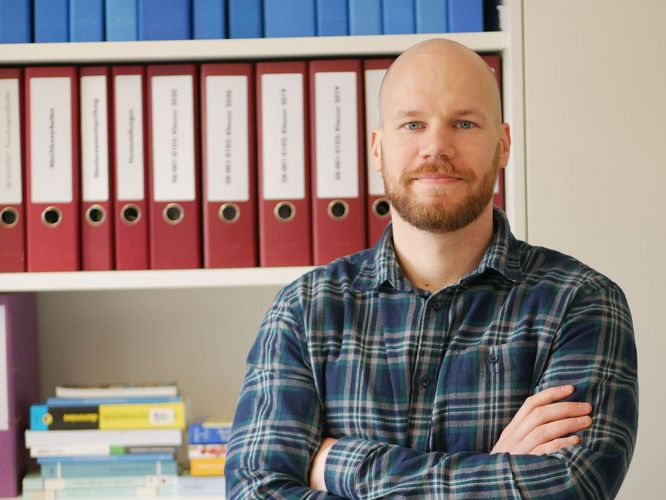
left=364, top=69, right=387, bottom=196
left=30, top=77, right=73, bottom=203
left=151, top=75, right=196, bottom=202
left=115, top=75, right=145, bottom=201
left=205, top=75, right=249, bottom=202
left=0, top=79, right=22, bottom=204
left=315, top=72, right=359, bottom=199
left=261, top=73, right=305, bottom=201
left=81, top=75, right=110, bottom=202
left=0, top=306, right=7, bottom=431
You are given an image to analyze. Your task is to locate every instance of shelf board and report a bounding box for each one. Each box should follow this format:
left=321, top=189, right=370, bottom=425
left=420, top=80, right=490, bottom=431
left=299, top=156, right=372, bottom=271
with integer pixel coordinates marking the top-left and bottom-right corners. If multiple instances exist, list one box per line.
left=0, top=32, right=505, bottom=65
left=0, top=267, right=315, bottom=292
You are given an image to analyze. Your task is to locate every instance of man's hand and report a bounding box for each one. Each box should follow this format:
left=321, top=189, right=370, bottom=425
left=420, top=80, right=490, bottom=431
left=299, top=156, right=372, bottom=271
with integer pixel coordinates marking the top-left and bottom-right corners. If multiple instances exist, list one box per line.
left=491, top=385, right=592, bottom=455
left=309, top=437, right=337, bottom=491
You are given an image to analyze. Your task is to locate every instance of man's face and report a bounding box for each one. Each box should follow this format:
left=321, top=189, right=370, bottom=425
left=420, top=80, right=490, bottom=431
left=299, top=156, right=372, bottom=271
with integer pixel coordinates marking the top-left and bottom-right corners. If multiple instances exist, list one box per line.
left=373, top=50, right=510, bottom=233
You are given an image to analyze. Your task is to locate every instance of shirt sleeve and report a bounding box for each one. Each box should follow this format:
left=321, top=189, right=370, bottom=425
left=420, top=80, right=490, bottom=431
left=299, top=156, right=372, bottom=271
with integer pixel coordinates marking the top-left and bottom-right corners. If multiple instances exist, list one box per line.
left=323, top=279, right=639, bottom=499
left=224, top=287, right=346, bottom=499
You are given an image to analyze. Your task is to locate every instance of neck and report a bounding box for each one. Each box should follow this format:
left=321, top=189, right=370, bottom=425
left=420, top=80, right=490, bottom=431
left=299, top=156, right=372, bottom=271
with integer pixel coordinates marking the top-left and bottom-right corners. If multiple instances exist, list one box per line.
left=391, top=204, right=495, bottom=292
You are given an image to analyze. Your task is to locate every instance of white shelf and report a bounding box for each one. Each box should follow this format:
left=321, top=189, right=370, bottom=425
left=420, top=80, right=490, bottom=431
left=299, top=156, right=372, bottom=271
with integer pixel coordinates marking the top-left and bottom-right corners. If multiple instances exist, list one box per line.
left=0, top=32, right=505, bottom=64
left=0, top=267, right=314, bottom=292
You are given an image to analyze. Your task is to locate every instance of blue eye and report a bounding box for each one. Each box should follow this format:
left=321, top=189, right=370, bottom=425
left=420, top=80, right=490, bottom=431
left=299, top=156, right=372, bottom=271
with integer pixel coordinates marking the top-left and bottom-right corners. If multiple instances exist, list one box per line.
left=403, top=122, right=422, bottom=130
left=457, top=120, right=475, bottom=129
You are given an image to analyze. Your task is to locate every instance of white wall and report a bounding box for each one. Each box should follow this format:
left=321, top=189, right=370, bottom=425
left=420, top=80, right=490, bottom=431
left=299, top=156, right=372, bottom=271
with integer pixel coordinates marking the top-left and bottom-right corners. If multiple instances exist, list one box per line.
left=523, top=0, right=666, bottom=496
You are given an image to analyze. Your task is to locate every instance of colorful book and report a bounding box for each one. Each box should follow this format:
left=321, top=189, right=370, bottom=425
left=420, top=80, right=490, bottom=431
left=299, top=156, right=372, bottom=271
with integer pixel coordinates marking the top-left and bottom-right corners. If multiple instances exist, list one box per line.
left=264, top=0, right=315, bottom=38
left=23, top=484, right=177, bottom=498
left=46, top=396, right=181, bottom=406
left=38, top=454, right=174, bottom=464
left=348, top=0, right=381, bottom=36
left=193, top=0, right=226, bottom=39
left=316, top=0, right=348, bottom=36
left=25, top=429, right=183, bottom=448
left=40, top=459, right=177, bottom=478
left=177, top=475, right=226, bottom=496
left=190, top=457, right=225, bottom=476
left=105, top=0, right=138, bottom=41
left=55, top=382, right=178, bottom=399
left=23, top=471, right=177, bottom=490
left=69, top=0, right=104, bottom=42
left=33, top=0, right=69, bottom=42
left=0, top=0, right=32, bottom=43
left=188, top=443, right=227, bottom=458
left=31, top=401, right=185, bottom=431
left=30, top=444, right=178, bottom=458
left=228, top=0, right=263, bottom=38
left=138, top=0, right=192, bottom=40
left=188, top=419, right=232, bottom=444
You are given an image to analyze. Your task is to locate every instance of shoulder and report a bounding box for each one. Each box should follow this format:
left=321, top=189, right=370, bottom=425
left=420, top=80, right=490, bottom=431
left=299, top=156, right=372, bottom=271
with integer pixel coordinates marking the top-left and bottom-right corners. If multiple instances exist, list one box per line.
left=272, top=247, right=376, bottom=317
left=516, top=239, right=626, bottom=300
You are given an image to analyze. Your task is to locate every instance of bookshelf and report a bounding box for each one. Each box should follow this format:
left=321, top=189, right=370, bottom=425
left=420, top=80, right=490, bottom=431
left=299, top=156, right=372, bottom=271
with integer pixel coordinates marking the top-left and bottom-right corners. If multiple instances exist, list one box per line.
left=2, top=2, right=526, bottom=498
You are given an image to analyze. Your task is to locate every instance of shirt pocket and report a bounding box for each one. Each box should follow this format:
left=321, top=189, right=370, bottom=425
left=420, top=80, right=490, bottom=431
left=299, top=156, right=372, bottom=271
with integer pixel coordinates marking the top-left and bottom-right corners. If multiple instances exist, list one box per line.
left=435, top=341, right=537, bottom=454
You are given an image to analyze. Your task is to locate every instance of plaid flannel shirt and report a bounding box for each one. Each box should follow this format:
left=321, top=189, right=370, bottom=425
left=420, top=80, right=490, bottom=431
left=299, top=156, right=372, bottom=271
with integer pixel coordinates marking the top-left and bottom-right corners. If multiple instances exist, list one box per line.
left=225, top=208, right=638, bottom=499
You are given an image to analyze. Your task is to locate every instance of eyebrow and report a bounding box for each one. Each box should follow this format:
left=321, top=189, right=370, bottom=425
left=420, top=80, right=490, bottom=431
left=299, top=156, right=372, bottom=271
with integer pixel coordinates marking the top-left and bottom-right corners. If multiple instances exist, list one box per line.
left=390, top=108, right=486, bottom=121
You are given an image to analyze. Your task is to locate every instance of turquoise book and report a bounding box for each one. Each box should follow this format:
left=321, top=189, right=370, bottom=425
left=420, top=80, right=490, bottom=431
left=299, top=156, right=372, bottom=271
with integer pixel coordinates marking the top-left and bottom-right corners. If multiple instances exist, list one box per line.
left=40, top=459, right=177, bottom=478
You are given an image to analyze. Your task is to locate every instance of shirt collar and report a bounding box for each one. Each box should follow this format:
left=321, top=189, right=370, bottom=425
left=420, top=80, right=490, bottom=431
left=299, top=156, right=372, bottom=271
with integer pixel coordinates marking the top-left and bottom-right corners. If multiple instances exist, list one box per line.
left=350, top=208, right=523, bottom=292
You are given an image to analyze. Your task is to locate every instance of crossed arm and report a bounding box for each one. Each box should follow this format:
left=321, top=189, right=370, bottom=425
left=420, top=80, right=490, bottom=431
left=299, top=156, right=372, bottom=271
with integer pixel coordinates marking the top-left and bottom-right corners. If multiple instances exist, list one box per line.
left=225, top=281, right=638, bottom=499
left=309, top=385, right=593, bottom=491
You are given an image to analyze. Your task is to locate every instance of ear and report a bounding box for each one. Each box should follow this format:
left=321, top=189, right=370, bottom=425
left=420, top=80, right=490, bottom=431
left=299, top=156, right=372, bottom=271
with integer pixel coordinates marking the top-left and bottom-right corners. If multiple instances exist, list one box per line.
left=371, top=128, right=382, bottom=172
left=498, top=123, right=511, bottom=169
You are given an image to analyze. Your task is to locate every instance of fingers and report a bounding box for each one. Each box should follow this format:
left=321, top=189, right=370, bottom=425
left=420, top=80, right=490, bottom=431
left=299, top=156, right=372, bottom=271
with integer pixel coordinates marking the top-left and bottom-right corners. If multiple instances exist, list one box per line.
left=491, top=385, right=593, bottom=455
left=508, top=385, right=575, bottom=428
left=514, top=415, right=592, bottom=454
left=512, top=401, right=592, bottom=445
left=530, top=435, right=581, bottom=456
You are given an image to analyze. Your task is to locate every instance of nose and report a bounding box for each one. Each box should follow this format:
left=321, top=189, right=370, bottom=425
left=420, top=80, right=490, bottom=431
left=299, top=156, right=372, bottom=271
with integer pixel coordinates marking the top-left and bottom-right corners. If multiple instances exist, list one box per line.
left=420, top=124, right=454, bottom=161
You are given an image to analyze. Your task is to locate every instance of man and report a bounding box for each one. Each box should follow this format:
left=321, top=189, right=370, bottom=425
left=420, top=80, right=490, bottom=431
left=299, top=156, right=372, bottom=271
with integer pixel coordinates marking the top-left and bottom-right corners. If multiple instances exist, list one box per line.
left=225, top=39, right=638, bottom=498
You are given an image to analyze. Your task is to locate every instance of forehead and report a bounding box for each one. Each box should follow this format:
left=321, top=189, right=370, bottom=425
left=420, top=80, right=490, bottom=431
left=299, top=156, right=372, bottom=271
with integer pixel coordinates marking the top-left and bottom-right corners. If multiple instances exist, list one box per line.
left=381, top=53, right=496, bottom=116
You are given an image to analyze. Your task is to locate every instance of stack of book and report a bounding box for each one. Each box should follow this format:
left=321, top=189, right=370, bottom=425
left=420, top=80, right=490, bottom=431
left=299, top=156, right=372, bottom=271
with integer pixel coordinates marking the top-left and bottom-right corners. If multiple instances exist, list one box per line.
left=187, top=418, right=232, bottom=477
left=22, top=383, right=185, bottom=498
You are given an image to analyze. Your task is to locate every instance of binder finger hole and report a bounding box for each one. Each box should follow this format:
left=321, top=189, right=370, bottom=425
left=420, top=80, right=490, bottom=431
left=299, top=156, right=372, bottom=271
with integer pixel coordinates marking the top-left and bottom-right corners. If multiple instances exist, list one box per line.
left=219, top=203, right=240, bottom=224
left=274, top=202, right=295, bottom=222
left=42, top=207, right=62, bottom=227
left=86, top=205, right=106, bottom=226
left=121, top=204, right=141, bottom=225
left=163, top=203, right=184, bottom=225
left=0, top=207, right=19, bottom=228
left=327, top=200, right=349, bottom=220
left=372, top=198, right=391, bottom=218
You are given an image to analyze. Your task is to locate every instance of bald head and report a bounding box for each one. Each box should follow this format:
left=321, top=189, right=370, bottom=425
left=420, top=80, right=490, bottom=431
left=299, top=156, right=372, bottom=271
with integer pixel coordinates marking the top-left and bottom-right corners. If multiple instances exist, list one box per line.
left=379, top=39, right=503, bottom=127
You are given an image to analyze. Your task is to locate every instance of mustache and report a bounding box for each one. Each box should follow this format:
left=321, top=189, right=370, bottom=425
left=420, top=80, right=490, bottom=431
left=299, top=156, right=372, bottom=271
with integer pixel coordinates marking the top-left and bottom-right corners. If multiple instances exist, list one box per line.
left=401, top=160, right=469, bottom=181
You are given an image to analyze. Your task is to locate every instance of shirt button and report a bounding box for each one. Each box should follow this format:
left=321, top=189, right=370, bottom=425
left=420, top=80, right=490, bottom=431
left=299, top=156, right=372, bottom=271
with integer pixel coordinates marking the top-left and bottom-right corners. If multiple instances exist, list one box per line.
left=430, top=300, right=442, bottom=311
left=419, top=375, right=431, bottom=387
left=488, top=353, right=499, bottom=364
